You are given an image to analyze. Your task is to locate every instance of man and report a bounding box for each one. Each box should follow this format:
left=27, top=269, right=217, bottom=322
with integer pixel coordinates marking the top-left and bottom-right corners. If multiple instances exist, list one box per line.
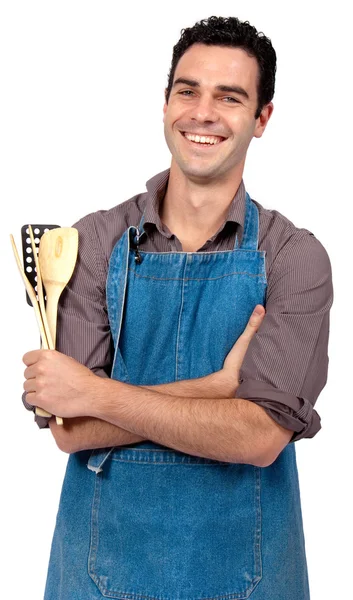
left=23, top=16, right=333, bottom=600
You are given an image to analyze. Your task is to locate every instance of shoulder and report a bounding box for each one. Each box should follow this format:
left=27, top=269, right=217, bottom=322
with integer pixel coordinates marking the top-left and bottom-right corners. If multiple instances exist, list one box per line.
left=253, top=199, right=331, bottom=280
left=72, top=191, right=148, bottom=264
left=253, top=200, right=332, bottom=308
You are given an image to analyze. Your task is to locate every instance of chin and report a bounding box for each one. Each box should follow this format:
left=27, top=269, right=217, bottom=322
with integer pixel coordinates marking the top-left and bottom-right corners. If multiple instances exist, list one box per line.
left=177, top=160, right=226, bottom=182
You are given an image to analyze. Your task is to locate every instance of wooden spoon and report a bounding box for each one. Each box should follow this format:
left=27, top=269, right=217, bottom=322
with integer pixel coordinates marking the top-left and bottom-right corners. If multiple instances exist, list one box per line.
left=38, top=227, right=79, bottom=346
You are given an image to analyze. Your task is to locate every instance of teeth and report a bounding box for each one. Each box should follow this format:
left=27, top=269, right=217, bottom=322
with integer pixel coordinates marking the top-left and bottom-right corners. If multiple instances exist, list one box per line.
left=184, top=133, right=223, bottom=145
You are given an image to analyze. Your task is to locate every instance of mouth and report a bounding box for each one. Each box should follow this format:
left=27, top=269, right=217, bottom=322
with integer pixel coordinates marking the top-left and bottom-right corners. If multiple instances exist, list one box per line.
left=180, top=131, right=227, bottom=148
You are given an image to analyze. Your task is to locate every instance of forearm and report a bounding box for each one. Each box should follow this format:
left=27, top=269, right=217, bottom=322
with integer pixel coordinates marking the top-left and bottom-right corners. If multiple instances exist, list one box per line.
left=91, top=379, right=276, bottom=465
left=49, top=416, right=145, bottom=454
left=142, top=370, right=236, bottom=398
left=26, top=306, right=271, bottom=460
left=50, top=370, right=232, bottom=453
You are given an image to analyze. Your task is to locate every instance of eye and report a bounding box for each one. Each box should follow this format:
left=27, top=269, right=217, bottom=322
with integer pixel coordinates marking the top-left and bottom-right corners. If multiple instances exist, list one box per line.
left=222, top=97, right=240, bottom=103
left=179, top=90, right=195, bottom=96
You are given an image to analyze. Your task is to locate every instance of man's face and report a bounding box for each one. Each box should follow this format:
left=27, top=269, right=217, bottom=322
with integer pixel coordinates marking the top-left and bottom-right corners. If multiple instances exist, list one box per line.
left=163, top=43, right=272, bottom=182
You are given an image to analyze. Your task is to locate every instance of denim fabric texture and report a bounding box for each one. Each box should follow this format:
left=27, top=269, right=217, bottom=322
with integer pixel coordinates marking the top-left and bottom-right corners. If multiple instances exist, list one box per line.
left=44, top=194, right=310, bottom=599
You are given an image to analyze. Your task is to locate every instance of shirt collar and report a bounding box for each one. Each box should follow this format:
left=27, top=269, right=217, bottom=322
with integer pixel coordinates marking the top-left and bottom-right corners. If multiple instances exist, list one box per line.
left=144, top=168, right=246, bottom=241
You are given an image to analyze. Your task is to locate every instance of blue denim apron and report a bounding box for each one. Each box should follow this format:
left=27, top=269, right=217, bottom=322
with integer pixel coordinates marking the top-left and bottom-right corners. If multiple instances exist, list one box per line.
left=45, top=193, right=310, bottom=600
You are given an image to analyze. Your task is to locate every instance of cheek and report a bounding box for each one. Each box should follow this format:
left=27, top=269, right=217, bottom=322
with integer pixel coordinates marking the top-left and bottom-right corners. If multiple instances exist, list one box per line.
left=231, top=113, right=248, bottom=129
left=233, top=116, right=256, bottom=142
left=163, top=112, right=174, bottom=130
left=166, top=102, right=190, bottom=125
left=163, top=107, right=171, bottom=125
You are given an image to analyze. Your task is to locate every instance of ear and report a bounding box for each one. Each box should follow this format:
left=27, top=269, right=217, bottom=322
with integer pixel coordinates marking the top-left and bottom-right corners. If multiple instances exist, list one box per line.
left=254, top=102, right=274, bottom=139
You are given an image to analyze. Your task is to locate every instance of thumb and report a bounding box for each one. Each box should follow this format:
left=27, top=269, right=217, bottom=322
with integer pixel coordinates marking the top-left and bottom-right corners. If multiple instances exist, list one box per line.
left=241, top=305, right=265, bottom=341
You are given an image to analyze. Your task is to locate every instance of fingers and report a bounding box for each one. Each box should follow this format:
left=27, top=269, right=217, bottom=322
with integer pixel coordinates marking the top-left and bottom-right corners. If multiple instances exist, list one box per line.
left=25, top=391, right=36, bottom=404
left=22, top=349, right=46, bottom=366
left=24, top=365, right=36, bottom=380
left=23, top=361, right=37, bottom=399
left=23, top=378, right=37, bottom=393
left=240, top=305, right=265, bottom=341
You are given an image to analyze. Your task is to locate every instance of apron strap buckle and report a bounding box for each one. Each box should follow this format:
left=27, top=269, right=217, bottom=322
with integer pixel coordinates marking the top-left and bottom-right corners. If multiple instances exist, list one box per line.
left=132, top=227, right=144, bottom=264
left=134, top=249, right=142, bottom=264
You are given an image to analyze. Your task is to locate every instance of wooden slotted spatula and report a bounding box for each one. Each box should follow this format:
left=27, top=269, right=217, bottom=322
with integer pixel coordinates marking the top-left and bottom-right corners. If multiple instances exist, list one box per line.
left=38, top=227, right=79, bottom=347
left=28, top=225, right=63, bottom=424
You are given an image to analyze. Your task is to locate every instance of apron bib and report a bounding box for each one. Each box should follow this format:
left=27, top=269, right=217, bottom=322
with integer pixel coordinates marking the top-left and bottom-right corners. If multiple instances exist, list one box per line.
left=45, top=194, right=310, bottom=600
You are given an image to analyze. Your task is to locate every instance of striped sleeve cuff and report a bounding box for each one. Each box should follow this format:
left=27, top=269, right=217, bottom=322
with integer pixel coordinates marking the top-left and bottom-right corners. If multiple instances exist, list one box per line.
left=236, top=379, right=321, bottom=441
left=22, top=392, right=50, bottom=429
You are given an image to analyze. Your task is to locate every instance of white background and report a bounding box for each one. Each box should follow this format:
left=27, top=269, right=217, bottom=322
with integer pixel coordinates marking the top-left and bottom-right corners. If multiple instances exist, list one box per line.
left=0, top=1, right=351, bottom=598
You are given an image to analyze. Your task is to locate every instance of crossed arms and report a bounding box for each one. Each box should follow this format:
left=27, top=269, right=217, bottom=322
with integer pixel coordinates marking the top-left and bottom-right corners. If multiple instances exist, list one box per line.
left=22, top=221, right=333, bottom=466
left=23, top=305, right=293, bottom=467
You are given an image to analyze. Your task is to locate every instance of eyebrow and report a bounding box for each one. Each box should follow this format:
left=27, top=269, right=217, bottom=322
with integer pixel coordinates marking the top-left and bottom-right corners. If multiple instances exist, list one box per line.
left=173, top=77, right=250, bottom=100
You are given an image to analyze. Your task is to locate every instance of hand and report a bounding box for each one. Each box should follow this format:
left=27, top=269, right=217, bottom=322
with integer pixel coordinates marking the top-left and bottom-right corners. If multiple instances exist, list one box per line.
left=23, top=349, right=101, bottom=418
left=222, top=305, right=265, bottom=393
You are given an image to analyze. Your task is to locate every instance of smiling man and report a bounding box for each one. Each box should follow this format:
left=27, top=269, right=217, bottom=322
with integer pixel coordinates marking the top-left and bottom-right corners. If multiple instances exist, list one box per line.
left=23, top=16, right=333, bottom=600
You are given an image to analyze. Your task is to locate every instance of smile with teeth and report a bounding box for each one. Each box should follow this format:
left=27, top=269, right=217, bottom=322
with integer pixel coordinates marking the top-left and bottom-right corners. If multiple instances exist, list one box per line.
left=183, top=132, right=224, bottom=145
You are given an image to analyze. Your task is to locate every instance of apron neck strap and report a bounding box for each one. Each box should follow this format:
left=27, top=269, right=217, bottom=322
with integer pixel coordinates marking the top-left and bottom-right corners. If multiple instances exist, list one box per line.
left=234, top=192, right=259, bottom=251
left=132, top=213, right=147, bottom=248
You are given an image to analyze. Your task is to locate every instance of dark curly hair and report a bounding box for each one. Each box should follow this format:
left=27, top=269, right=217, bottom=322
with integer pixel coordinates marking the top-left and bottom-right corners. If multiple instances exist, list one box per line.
left=165, top=16, right=276, bottom=119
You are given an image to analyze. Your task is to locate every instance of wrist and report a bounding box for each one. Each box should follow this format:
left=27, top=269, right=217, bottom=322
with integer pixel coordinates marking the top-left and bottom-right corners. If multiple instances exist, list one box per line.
left=217, top=368, right=238, bottom=398
left=84, top=374, right=108, bottom=418
left=88, top=377, right=122, bottom=420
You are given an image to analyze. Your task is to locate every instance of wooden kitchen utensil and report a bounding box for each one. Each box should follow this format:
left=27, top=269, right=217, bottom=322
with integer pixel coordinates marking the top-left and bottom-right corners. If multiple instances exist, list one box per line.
left=21, top=224, right=60, bottom=306
left=28, top=225, right=54, bottom=349
left=38, top=227, right=79, bottom=346
left=28, top=226, right=63, bottom=424
left=10, top=233, right=53, bottom=419
left=11, top=234, right=51, bottom=354
left=11, top=226, right=79, bottom=425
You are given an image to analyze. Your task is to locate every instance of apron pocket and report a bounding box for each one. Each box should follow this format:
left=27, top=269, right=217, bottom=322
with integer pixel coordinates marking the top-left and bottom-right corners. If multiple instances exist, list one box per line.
left=88, top=448, right=262, bottom=600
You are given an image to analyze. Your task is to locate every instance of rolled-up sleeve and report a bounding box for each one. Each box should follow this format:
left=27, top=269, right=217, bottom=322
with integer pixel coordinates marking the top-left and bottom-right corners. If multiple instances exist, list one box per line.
left=235, top=231, right=333, bottom=441
left=55, top=216, right=113, bottom=373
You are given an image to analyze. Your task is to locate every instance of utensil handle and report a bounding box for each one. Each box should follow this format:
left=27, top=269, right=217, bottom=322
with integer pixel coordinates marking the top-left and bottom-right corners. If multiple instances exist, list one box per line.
left=35, top=407, right=53, bottom=417
left=46, top=293, right=60, bottom=348
left=11, top=235, right=49, bottom=345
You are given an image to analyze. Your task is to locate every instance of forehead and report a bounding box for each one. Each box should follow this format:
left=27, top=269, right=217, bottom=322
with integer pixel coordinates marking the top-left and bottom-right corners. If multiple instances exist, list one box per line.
left=174, top=43, right=259, bottom=96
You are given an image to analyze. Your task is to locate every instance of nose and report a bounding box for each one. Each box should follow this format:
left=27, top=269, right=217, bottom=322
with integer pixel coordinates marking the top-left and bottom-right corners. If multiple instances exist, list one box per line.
left=190, top=94, right=219, bottom=124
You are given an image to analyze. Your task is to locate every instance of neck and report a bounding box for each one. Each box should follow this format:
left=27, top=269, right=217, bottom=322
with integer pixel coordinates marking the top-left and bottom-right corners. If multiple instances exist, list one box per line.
left=160, top=160, right=244, bottom=244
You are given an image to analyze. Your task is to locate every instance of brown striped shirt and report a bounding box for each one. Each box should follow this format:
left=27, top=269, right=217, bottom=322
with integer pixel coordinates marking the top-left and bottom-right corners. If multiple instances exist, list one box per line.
left=27, top=169, right=333, bottom=441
